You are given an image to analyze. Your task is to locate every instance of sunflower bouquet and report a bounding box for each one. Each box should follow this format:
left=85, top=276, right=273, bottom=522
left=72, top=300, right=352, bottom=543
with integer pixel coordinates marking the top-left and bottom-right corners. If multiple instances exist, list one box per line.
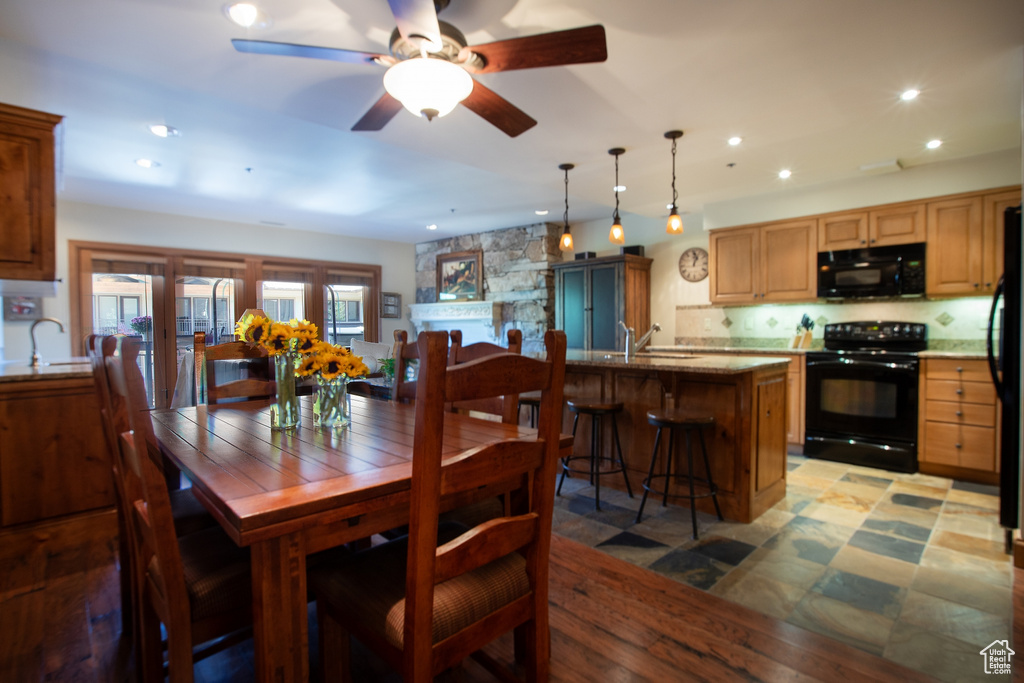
left=234, top=313, right=368, bottom=429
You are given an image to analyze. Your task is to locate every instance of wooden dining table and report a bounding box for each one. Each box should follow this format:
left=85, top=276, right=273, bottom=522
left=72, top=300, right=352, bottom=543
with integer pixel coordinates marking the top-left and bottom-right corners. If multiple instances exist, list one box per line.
left=150, top=393, right=572, bottom=683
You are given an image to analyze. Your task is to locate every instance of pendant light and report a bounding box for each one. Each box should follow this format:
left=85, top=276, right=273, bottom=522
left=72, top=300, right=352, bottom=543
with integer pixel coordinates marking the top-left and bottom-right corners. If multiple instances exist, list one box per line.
left=558, top=163, right=575, bottom=252
left=608, top=147, right=626, bottom=245
left=665, top=130, right=684, bottom=235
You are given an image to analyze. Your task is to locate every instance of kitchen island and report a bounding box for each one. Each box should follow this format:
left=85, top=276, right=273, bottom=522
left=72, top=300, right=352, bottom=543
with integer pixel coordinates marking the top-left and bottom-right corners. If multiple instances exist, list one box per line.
left=563, top=350, right=790, bottom=523
left=0, top=361, right=114, bottom=527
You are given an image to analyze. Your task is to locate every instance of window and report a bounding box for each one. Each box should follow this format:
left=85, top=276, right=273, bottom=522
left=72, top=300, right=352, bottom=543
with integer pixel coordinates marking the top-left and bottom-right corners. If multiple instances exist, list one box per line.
left=70, top=241, right=382, bottom=408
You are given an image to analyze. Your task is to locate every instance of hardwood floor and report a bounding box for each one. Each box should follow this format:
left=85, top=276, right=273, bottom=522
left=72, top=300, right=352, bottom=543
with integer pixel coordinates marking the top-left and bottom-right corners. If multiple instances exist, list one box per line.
left=0, top=508, right=988, bottom=681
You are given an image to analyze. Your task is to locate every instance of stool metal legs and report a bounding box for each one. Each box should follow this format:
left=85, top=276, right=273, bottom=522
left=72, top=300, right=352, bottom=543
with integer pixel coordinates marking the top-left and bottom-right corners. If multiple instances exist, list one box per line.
left=557, top=410, right=632, bottom=511
left=636, top=423, right=723, bottom=538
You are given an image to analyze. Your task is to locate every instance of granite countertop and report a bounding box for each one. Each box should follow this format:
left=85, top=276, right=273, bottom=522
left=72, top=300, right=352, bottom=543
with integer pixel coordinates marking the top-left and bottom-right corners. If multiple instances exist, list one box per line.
left=566, top=350, right=790, bottom=374
left=918, top=350, right=988, bottom=360
left=0, top=358, right=93, bottom=383
left=648, top=345, right=810, bottom=356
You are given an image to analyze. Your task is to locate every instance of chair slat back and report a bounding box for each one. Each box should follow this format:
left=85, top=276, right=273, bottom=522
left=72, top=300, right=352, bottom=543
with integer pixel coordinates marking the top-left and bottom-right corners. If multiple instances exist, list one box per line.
left=446, top=329, right=523, bottom=422
left=403, top=329, right=566, bottom=676
left=107, top=336, right=193, bottom=636
left=391, top=329, right=420, bottom=403
left=194, top=331, right=275, bottom=404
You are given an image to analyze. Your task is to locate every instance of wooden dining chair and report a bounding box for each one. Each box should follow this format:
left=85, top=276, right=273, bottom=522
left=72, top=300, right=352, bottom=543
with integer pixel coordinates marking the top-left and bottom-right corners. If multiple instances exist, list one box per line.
left=310, top=329, right=567, bottom=682
left=107, top=336, right=253, bottom=683
left=193, top=331, right=274, bottom=405
left=88, top=336, right=220, bottom=647
left=391, top=329, right=420, bottom=403
left=446, top=329, right=523, bottom=422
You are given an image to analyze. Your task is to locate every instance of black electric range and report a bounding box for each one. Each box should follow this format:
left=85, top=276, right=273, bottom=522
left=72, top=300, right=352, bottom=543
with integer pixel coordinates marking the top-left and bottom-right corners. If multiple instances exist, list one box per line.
left=804, top=321, right=927, bottom=472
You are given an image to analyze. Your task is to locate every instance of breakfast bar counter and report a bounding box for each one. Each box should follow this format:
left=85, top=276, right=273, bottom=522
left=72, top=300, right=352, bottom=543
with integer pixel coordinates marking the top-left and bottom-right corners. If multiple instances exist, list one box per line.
left=563, top=350, right=790, bottom=523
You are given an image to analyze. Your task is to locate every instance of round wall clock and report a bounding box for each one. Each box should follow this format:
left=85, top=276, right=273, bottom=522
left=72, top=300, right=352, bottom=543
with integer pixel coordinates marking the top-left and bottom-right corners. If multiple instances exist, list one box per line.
left=679, top=247, right=709, bottom=282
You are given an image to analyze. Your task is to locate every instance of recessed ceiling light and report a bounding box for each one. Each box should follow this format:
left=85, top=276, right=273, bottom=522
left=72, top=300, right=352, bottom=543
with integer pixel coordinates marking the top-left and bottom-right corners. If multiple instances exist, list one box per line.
left=149, top=124, right=180, bottom=138
left=728, top=136, right=743, bottom=146
left=613, top=185, right=626, bottom=192
left=223, top=3, right=271, bottom=29
left=426, top=224, right=438, bottom=230
left=535, top=210, right=549, bottom=216
left=135, top=159, right=160, bottom=168
left=778, top=169, right=792, bottom=179
left=900, top=89, right=920, bottom=101
left=926, top=139, right=942, bottom=149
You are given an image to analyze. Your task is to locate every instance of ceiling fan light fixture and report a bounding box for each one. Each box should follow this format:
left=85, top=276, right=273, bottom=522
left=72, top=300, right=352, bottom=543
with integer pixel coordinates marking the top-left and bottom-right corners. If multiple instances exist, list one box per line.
left=383, top=58, right=473, bottom=120
left=664, top=130, right=684, bottom=235
left=558, top=163, right=575, bottom=252
left=608, top=148, right=626, bottom=245
left=223, top=3, right=271, bottom=29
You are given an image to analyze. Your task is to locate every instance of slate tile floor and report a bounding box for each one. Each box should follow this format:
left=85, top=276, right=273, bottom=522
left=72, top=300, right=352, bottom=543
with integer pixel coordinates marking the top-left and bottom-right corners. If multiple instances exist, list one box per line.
left=551, top=453, right=1013, bottom=682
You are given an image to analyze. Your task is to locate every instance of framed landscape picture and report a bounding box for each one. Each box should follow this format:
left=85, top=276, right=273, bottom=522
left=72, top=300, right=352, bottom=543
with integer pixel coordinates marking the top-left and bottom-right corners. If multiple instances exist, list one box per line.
left=436, top=250, right=482, bottom=301
left=381, top=292, right=402, bottom=318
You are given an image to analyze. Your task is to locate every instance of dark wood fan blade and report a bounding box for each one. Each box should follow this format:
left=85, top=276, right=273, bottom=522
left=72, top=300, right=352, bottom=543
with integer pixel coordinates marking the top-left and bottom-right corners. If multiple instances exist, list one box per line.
left=351, top=93, right=405, bottom=131
left=467, top=25, right=607, bottom=74
left=232, top=39, right=388, bottom=65
left=460, top=81, right=537, bottom=138
left=387, top=0, right=442, bottom=48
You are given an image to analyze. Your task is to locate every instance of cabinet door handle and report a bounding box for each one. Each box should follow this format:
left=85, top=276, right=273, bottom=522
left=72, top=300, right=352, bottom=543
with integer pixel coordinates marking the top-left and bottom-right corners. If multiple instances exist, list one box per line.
left=985, top=282, right=992, bottom=288
left=956, top=443, right=962, bottom=449
left=973, top=283, right=980, bottom=288
left=956, top=367, right=963, bottom=373
left=956, top=411, right=963, bottom=417
left=956, top=389, right=963, bottom=395
left=860, top=240, right=867, bottom=245
left=870, top=239, right=876, bottom=244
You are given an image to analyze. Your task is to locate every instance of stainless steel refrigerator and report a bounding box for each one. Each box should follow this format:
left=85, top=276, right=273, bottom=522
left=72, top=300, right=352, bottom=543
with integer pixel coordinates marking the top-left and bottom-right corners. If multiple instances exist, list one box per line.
left=988, top=204, right=1022, bottom=551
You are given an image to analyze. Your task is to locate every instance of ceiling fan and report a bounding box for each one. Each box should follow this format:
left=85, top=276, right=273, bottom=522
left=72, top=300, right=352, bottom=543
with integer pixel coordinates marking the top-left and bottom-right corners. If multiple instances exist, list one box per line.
left=231, top=0, right=607, bottom=137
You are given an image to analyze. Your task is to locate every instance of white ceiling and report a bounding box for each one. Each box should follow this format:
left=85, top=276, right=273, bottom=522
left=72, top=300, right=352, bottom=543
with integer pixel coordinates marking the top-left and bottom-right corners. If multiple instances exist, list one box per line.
left=0, top=0, right=1021, bottom=244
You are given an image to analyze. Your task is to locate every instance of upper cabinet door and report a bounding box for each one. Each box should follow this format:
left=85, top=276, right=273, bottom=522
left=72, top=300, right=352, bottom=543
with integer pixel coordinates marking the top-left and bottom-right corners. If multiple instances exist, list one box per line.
left=818, top=212, right=868, bottom=251
left=761, top=219, right=817, bottom=302
left=0, top=103, right=62, bottom=281
left=709, top=226, right=759, bottom=304
left=869, top=203, right=926, bottom=247
left=926, top=196, right=984, bottom=297
left=982, top=189, right=1021, bottom=293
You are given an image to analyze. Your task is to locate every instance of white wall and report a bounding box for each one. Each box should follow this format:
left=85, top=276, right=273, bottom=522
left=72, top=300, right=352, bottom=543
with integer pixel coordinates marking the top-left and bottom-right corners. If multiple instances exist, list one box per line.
left=1, top=201, right=416, bottom=363
left=560, top=150, right=1021, bottom=348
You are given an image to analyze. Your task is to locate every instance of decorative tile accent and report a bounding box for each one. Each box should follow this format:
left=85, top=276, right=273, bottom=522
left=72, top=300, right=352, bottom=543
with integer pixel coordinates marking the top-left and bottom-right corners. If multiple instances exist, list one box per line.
left=721, top=316, right=733, bottom=329
left=935, top=312, right=955, bottom=327
left=848, top=529, right=926, bottom=564
left=689, top=536, right=758, bottom=566
left=811, top=567, right=905, bottom=619
left=766, top=316, right=778, bottom=328
left=815, top=315, right=829, bottom=327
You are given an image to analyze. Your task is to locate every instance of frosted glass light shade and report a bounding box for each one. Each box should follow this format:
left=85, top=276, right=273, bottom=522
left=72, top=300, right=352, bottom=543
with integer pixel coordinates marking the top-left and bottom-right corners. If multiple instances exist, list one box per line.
left=383, top=59, right=473, bottom=119
left=666, top=211, right=683, bottom=235
left=559, top=229, right=574, bottom=251
left=609, top=221, right=625, bottom=245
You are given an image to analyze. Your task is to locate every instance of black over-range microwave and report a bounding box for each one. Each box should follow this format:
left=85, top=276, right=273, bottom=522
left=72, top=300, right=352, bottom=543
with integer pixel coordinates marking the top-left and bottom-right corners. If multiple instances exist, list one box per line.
left=818, top=242, right=925, bottom=299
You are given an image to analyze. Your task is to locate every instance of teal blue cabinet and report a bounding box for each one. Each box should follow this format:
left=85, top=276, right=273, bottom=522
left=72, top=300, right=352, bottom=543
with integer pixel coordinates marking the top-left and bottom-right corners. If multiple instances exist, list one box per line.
left=553, top=255, right=651, bottom=351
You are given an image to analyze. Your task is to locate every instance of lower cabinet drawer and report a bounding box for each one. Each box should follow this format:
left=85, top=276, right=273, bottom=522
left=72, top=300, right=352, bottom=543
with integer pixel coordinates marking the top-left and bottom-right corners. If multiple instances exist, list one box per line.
left=925, top=379, right=996, bottom=405
left=925, top=400, right=997, bottom=427
left=922, top=421, right=996, bottom=471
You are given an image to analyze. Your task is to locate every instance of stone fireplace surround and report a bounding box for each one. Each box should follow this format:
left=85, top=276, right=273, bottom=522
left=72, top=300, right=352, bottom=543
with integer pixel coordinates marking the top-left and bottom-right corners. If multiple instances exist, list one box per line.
left=413, top=222, right=562, bottom=354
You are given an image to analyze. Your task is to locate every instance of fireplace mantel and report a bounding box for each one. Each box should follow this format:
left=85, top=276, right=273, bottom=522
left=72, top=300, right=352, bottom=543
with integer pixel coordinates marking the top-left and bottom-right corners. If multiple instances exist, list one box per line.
left=407, top=301, right=506, bottom=344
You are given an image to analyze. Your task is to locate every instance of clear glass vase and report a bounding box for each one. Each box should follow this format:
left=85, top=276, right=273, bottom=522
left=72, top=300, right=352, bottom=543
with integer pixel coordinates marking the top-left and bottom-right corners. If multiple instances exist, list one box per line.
left=314, top=376, right=349, bottom=430
left=271, top=350, right=300, bottom=430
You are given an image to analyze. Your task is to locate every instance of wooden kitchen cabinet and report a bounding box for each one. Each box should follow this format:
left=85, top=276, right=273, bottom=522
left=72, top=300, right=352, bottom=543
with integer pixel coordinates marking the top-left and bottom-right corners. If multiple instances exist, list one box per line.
left=0, top=103, right=63, bottom=281
left=817, top=204, right=925, bottom=251
left=918, top=358, right=999, bottom=483
left=983, top=189, right=1022, bottom=294
left=926, top=196, right=985, bottom=297
left=0, top=375, right=114, bottom=527
left=553, top=254, right=651, bottom=351
left=710, top=219, right=816, bottom=304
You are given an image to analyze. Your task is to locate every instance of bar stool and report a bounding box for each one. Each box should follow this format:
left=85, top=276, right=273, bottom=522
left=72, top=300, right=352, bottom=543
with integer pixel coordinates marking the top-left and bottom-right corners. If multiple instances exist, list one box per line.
left=518, top=390, right=542, bottom=428
left=558, top=399, right=632, bottom=510
left=636, top=409, right=723, bottom=538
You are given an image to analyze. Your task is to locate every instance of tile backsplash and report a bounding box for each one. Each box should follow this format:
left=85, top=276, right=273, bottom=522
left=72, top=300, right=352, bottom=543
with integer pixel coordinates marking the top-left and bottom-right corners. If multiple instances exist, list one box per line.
left=675, top=297, right=993, bottom=351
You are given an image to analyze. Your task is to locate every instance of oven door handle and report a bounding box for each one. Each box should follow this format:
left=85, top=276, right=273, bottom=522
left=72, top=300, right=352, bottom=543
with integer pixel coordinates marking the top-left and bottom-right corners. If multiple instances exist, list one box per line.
left=806, top=358, right=918, bottom=372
